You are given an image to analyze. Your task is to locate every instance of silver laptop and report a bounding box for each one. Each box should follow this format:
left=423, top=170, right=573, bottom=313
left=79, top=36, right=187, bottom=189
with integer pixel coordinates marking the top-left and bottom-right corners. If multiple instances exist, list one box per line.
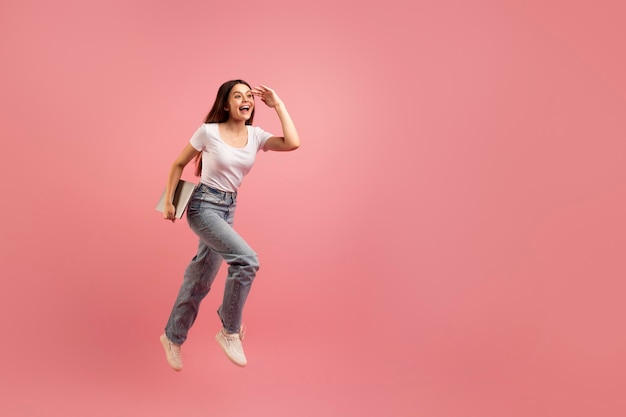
left=155, top=180, right=197, bottom=219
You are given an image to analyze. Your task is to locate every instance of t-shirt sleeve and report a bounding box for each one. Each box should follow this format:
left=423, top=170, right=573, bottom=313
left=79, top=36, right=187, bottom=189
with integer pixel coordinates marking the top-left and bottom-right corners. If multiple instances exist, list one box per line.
left=253, top=126, right=274, bottom=152
left=189, top=125, right=207, bottom=151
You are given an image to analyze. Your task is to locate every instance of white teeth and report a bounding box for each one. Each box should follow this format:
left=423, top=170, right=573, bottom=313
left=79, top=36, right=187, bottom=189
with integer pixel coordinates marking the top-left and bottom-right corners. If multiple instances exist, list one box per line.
left=240, top=106, right=250, bottom=111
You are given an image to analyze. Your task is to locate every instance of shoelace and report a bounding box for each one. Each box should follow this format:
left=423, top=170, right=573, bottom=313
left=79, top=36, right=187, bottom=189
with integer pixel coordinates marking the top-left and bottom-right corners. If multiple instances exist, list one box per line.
left=168, top=341, right=181, bottom=355
left=222, top=329, right=245, bottom=353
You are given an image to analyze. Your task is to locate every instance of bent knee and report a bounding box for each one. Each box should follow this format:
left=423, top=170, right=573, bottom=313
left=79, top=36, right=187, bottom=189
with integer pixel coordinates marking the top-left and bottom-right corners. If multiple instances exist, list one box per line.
left=230, top=253, right=260, bottom=271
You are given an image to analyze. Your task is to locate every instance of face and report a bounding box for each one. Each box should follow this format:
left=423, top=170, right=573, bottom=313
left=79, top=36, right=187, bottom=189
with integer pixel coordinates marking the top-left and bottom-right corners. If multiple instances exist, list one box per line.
left=225, top=83, right=254, bottom=122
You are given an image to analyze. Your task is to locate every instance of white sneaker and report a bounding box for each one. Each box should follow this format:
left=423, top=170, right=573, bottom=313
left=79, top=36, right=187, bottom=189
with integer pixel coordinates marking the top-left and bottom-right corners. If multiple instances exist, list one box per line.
left=160, top=334, right=183, bottom=372
left=215, top=328, right=247, bottom=367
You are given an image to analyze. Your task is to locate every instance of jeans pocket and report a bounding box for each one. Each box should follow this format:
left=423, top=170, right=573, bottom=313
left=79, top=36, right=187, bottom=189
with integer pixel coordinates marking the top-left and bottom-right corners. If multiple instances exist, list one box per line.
left=189, top=190, right=223, bottom=211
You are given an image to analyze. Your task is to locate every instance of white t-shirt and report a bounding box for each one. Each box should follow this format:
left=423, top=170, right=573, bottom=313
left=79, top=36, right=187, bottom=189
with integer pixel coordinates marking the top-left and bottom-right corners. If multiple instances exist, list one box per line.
left=189, top=123, right=273, bottom=192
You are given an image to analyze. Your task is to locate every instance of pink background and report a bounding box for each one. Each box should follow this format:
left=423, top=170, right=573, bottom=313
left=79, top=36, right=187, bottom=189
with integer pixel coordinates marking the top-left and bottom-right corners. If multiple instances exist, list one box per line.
left=1, top=0, right=625, bottom=416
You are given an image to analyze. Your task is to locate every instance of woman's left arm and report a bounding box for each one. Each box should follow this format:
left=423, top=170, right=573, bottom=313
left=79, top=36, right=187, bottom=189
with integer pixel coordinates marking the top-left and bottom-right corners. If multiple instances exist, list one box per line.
left=252, top=85, right=300, bottom=152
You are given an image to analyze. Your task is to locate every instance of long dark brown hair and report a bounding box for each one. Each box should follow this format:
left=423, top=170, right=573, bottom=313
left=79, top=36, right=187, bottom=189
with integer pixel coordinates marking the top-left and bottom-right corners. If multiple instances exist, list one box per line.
left=194, top=79, right=256, bottom=177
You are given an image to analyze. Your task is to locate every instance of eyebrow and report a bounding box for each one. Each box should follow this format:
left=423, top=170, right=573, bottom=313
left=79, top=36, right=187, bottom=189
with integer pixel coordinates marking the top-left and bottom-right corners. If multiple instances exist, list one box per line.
left=232, top=89, right=252, bottom=95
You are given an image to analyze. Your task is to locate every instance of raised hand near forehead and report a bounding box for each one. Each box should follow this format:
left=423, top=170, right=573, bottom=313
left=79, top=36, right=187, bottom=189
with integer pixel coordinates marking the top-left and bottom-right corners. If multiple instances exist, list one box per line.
left=251, top=85, right=283, bottom=108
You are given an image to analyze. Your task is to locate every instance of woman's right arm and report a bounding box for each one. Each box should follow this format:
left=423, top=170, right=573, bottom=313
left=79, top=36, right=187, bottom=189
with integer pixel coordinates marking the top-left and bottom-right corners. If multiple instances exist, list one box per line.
left=164, top=143, right=201, bottom=222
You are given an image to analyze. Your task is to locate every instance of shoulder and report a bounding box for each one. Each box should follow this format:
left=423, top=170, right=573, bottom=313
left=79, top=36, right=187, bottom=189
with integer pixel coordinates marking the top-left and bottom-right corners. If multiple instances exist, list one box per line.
left=199, top=123, right=220, bottom=138
left=190, top=124, right=216, bottom=148
left=248, top=125, right=270, bottom=137
left=247, top=125, right=273, bottom=151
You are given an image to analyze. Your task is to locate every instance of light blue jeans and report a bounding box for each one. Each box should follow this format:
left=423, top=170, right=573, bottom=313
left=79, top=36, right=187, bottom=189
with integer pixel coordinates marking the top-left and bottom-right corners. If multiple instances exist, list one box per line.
left=164, top=183, right=259, bottom=344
